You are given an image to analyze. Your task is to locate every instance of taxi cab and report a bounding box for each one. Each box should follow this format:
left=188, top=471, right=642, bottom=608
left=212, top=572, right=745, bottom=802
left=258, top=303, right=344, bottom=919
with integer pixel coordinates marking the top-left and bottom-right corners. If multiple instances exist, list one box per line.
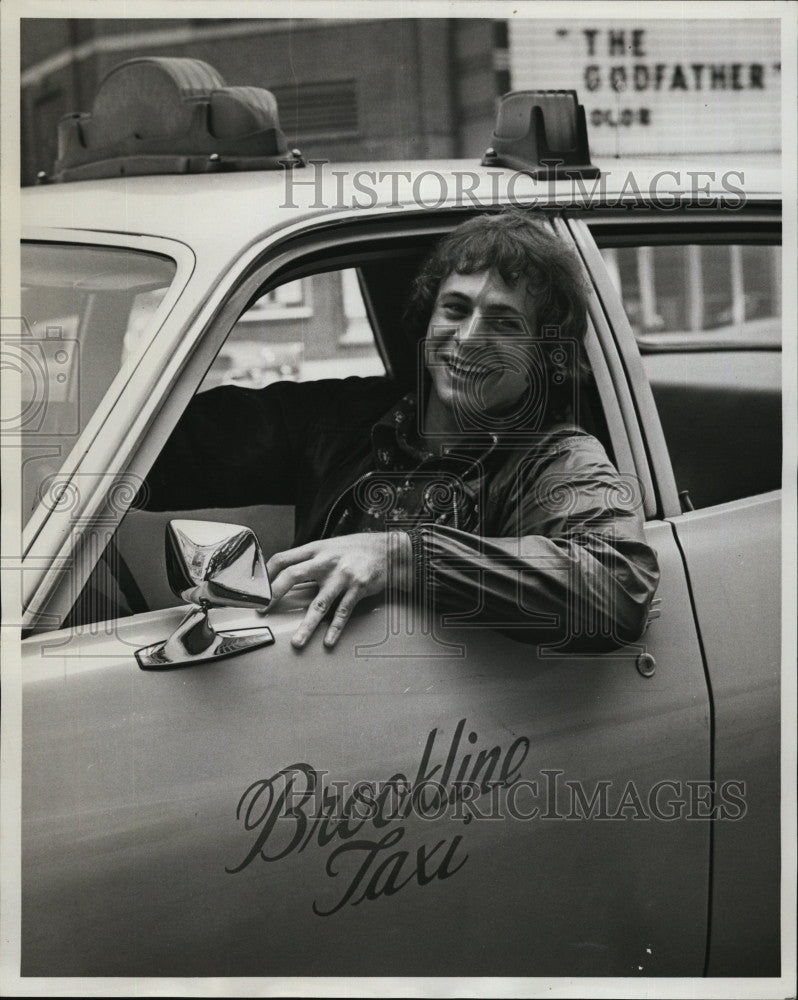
left=12, top=58, right=782, bottom=978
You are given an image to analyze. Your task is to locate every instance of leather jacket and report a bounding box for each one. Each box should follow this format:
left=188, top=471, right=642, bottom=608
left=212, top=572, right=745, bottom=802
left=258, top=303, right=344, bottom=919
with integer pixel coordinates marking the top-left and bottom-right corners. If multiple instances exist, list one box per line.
left=141, top=376, right=660, bottom=651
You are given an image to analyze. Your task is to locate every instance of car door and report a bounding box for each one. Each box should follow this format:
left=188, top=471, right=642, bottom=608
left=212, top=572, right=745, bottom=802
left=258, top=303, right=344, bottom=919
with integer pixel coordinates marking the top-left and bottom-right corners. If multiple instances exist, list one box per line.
left=21, top=213, right=712, bottom=977
left=568, top=210, right=782, bottom=977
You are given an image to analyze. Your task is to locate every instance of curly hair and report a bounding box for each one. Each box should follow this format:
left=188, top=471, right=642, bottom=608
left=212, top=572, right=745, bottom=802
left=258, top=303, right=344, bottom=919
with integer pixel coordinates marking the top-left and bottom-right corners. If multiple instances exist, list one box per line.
left=407, top=209, right=592, bottom=423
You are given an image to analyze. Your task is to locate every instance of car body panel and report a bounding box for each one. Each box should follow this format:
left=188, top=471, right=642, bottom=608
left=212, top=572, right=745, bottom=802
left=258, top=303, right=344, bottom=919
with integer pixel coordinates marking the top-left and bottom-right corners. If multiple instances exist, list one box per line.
left=22, top=153, right=780, bottom=254
left=671, top=492, right=781, bottom=975
left=22, top=523, right=710, bottom=977
left=15, top=149, right=782, bottom=977
left=568, top=208, right=783, bottom=969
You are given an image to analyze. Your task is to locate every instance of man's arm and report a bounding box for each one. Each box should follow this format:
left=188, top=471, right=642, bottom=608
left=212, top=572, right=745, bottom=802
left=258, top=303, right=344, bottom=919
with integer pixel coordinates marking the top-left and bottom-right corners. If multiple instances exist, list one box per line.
left=266, top=431, right=658, bottom=653
left=138, top=379, right=343, bottom=511
left=408, top=432, right=660, bottom=651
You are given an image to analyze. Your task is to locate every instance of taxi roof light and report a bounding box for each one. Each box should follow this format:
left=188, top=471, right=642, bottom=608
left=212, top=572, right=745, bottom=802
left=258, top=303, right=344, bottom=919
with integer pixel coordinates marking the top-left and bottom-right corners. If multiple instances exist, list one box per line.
left=50, top=57, right=303, bottom=183
left=482, top=90, right=600, bottom=179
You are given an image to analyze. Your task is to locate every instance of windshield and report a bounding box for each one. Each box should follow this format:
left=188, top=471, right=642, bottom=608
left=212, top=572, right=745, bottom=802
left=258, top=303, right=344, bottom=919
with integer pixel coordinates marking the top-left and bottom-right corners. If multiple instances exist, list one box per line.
left=17, top=242, right=177, bottom=525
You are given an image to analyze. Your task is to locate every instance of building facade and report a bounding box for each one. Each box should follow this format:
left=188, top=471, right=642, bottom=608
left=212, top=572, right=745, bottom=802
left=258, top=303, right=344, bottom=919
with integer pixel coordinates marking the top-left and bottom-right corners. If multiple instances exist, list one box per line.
left=507, top=17, right=780, bottom=156
left=20, top=18, right=502, bottom=185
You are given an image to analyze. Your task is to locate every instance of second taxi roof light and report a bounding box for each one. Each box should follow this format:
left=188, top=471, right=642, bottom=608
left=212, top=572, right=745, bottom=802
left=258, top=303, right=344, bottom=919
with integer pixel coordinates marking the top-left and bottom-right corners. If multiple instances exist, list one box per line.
left=483, top=90, right=600, bottom=179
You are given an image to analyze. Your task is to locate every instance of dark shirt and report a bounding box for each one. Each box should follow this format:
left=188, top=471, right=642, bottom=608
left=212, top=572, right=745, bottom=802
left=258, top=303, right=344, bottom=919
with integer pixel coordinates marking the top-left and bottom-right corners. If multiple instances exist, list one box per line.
left=142, top=375, right=660, bottom=650
left=323, top=391, right=490, bottom=537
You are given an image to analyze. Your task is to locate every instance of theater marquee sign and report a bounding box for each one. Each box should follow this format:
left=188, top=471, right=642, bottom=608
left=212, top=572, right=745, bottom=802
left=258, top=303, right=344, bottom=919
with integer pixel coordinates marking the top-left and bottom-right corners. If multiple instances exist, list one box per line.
left=508, top=19, right=781, bottom=155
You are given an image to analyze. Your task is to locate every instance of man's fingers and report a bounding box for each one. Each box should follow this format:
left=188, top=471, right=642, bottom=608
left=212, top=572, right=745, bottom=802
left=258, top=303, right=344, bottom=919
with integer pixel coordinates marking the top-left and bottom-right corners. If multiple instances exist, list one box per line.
left=266, top=535, right=387, bottom=649
left=323, top=585, right=363, bottom=648
left=269, top=560, right=318, bottom=604
left=267, top=542, right=318, bottom=580
left=292, top=581, right=341, bottom=649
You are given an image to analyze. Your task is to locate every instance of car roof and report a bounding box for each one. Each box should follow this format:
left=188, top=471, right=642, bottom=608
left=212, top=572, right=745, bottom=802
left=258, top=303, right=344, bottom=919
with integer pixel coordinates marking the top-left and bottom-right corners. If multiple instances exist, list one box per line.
left=22, top=153, right=781, bottom=263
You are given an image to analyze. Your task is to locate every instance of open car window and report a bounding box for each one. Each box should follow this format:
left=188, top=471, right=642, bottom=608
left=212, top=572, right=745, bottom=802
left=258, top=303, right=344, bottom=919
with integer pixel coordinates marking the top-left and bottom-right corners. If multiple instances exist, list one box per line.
left=198, top=268, right=385, bottom=393
left=62, top=229, right=619, bottom=632
left=601, top=243, right=781, bottom=351
left=69, top=264, right=390, bottom=628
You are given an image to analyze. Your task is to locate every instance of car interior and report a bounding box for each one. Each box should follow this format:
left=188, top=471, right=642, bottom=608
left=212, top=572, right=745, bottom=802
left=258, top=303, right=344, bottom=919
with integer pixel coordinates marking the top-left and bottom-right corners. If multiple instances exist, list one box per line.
left=595, top=231, right=782, bottom=511
left=643, top=350, right=781, bottom=510
left=64, top=233, right=613, bottom=627
left=59, top=230, right=782, bottom=630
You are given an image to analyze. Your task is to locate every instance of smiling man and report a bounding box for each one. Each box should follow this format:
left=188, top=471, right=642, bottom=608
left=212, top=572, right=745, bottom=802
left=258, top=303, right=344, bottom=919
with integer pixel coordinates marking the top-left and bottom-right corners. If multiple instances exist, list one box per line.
left=142, top=211, right=659, bottom=652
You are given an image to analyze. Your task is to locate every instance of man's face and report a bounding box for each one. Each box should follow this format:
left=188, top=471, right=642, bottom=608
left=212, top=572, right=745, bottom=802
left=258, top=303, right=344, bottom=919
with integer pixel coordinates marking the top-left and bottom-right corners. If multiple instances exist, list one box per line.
left=425, top=268, right=542, bottom=423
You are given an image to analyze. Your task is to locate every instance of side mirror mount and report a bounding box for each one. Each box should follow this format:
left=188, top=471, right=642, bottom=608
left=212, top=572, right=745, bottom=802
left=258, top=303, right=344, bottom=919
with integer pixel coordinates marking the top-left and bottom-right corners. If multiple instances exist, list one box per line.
left=136, top=520, right=275, bottom=670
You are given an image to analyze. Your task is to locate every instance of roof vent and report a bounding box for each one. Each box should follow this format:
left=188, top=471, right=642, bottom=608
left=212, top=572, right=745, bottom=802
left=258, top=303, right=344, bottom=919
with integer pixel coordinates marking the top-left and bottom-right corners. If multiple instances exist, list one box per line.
left=50, top=57, right=303, bottom=182
left=482, top=90, right=599, bottom=179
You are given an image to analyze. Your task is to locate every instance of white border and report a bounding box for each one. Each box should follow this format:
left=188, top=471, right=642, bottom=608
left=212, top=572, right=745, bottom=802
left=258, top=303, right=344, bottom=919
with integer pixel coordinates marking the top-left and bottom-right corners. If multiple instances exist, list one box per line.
left=1, top=2, right=796, bottom=998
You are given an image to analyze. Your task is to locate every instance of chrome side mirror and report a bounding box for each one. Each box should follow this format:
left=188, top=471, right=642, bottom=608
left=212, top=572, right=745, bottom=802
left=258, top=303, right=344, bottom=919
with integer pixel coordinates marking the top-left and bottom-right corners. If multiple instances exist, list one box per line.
left=136, top=520, right=275, bottom=670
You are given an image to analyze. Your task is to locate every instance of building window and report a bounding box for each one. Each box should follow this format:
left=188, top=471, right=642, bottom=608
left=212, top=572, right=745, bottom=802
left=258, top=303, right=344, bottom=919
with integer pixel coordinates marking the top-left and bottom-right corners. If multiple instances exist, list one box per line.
left=238, top=279, right=312, bottom=321
left=601, top=243, right=780, bottom=349
left=271, top=80, right=359, bottom=139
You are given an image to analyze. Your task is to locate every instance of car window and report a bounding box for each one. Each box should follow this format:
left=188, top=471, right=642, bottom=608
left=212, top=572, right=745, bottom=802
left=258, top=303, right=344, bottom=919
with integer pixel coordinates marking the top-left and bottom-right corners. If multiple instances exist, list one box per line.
left=198, top=268, right=385, bottom=393
left=601, top=243, right=781, bottom=351
left=64, top=246, right=614, bottom=632
left=63, top=267, right=386, bottom=628
left=19, top=242, right=177, bottom=524
left=598, top=238, right=781, bottom=509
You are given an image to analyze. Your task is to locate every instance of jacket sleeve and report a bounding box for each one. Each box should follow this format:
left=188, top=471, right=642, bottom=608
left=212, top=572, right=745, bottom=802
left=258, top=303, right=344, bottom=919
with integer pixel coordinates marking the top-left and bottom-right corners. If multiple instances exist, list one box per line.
left=138, top=379, right=344, bottom=511
left=408, top=432, right=660, bottom=651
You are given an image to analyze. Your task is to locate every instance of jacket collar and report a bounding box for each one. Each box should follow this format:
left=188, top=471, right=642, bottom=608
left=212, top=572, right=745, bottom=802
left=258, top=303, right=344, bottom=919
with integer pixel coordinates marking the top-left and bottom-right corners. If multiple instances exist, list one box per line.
left=371, top=392, right=499, bottom=472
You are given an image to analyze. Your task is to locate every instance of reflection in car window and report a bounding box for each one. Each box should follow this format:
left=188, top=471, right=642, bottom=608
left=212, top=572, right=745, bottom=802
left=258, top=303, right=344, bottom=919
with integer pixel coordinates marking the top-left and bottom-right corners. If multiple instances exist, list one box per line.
left=199, top=268, right=385, bottom=393
left=600, top=239, right=781, bottom=509
left=601, top=243, right=781, bottom=350
left=19, top=243, right=177, bottom=523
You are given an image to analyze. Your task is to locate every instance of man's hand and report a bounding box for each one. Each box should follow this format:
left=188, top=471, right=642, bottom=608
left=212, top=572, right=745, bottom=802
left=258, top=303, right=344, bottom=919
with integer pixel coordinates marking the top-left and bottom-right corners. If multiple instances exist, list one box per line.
left=266, top=531, right=412, bottom=649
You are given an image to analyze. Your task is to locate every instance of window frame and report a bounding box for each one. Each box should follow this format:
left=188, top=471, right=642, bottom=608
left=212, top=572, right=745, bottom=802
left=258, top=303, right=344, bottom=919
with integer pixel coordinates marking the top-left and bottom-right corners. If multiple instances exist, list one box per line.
left=23, top=211, right=647, bottom=633
left=569, top=209, right=782, bottom=519
left=20, top=230, right=196, bottom=553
